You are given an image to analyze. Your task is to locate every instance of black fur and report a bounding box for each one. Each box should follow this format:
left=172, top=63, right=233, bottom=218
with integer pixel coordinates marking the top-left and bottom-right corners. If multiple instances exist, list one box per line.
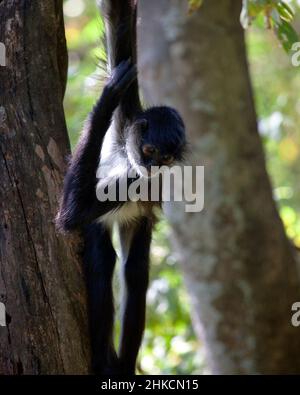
left=118, top=217, right=152, bottom=374
left=57, top=0, right=186, bottom=374
left=83, top=222, right=118, bottom=374
left=56, top=59, right=136, bottom=231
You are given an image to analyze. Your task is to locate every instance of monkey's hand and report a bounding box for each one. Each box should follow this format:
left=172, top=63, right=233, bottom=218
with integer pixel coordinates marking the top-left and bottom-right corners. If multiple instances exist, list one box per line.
left=88, top=59, right=136, bottom=135
left=104, top=59, right=137, bottom=109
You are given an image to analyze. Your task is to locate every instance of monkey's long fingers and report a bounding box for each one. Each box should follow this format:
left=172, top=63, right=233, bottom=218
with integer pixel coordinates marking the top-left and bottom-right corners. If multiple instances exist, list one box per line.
left=107, top=63, right=137, bottom=100
left=116, top=64, right=137, bottom=93
left=109, top=59, right=132, bottom=85
left=104, top=59, right=137, bottom=107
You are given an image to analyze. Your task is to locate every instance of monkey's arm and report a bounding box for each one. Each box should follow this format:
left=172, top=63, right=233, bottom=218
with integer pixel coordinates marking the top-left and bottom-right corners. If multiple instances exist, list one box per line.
left=57, top=60, right=136, bottom=231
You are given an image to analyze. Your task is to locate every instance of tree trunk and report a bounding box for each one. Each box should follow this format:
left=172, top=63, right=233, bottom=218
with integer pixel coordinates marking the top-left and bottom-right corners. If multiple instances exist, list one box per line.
left=0, top=1, right=90, bottom=374
left=138, top=0, right=300, bottom=374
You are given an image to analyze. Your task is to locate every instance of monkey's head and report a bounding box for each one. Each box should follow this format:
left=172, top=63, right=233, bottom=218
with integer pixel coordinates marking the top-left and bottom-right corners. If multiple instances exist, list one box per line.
left=126, top=106, right=186, bottom=175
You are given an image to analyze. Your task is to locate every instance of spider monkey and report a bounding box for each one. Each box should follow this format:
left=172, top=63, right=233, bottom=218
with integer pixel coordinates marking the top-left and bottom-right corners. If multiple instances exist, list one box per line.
left=57, top=0, right=186, bottom=374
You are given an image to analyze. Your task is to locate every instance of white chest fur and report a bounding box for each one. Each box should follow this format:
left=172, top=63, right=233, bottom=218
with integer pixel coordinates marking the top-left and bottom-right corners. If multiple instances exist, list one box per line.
left=96, top=121, right=145, bottom=227
left=98, top=201, right=146, bottom=227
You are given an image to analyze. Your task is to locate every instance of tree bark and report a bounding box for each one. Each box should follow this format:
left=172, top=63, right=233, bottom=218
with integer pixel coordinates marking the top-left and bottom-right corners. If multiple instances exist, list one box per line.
left=138, top=0, right=300, bottom=374
left=0, top=1, right=90, bottom=374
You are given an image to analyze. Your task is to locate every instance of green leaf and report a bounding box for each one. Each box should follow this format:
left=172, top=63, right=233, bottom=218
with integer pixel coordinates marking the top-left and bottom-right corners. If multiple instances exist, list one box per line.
left=276, top=2, right=294, bottom=22
left=280, top=1, right=295, bottom=18
left=274, top=19, right=299, bottom=52
left=188, top=0, right=203, bottom=14
left=240, top=0, right=299, bottom=54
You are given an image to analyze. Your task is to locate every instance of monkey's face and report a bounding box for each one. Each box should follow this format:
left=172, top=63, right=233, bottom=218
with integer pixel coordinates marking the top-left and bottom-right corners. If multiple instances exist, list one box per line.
left=126, top=106, right=186, bottom=176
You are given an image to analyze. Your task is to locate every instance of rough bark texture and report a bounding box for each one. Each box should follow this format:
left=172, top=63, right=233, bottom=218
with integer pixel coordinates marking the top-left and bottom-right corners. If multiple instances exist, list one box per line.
left=138, top=0, right=300, bottom=374
left=0, top=1, right=90, bottom=374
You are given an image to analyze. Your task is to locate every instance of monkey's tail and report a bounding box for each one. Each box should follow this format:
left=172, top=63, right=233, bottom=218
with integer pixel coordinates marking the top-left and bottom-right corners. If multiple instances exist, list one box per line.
left=98, top=0, right=137, bottom=71
left=98, top=0, right=141, bottom=118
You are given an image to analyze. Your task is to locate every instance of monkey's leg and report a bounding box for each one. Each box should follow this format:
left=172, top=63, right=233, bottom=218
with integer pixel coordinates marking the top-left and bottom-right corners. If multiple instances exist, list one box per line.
left=118, top=217, right=152, bottom=374
left=83, top=222, right=118, bottom=374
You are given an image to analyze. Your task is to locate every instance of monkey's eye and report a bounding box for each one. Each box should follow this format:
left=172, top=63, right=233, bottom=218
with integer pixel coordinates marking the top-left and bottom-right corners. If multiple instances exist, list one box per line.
left=161, top=154, right=174, bottom=165
left=137, top=119, right=148, bottom=132
left=142, top=144, right=156, bottom=157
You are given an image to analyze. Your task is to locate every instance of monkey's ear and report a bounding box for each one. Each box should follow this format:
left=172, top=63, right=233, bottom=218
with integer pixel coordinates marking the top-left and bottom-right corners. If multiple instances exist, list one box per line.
left=136, top=119, right=148, bottom=132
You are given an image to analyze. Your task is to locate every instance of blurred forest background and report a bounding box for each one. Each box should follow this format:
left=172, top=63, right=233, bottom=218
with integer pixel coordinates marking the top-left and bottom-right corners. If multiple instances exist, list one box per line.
left=63, top=0, right=300, bottom=374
